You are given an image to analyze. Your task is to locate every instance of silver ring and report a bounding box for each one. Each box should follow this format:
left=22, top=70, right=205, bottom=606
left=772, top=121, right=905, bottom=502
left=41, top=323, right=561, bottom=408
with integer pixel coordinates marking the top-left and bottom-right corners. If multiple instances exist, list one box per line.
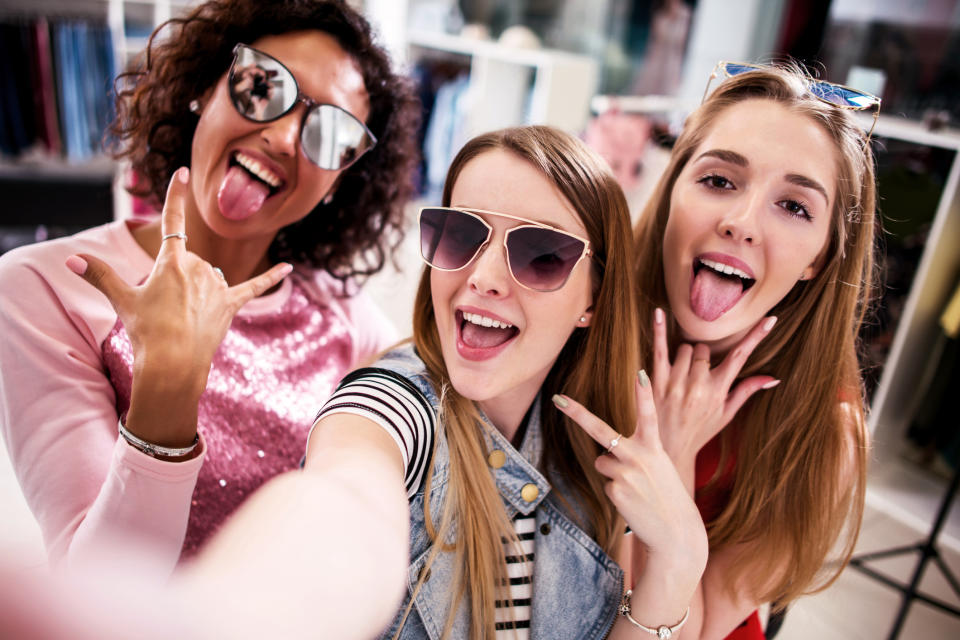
left=161, top=232, right=188, bottom=243
left=606, top=434, right=622, bottom=454
left=212, top=267, right=226, bottom=281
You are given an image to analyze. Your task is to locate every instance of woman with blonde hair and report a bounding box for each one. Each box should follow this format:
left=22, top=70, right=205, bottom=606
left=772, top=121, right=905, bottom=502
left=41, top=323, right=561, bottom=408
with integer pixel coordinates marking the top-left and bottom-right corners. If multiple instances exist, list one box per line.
left=631, top=62, right=878, bottom=638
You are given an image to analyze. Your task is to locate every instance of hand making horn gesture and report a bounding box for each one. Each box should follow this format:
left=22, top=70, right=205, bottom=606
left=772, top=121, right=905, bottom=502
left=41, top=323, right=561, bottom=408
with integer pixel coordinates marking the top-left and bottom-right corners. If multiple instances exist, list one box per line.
left=650, top=308, right=779, bottom=479
left=65, top=167, right=293, bottom=452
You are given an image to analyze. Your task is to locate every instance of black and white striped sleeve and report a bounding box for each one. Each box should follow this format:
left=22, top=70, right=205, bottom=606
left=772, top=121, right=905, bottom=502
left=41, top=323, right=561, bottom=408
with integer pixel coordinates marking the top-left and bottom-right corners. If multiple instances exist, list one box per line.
left=314, top=368, right=435, bottom=498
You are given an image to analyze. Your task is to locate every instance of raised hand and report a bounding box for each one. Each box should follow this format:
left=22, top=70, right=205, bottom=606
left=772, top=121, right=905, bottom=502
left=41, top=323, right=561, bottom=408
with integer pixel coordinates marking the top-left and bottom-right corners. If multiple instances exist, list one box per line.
left=651, top=308, right=778, bottom=475
left=65, top=167, right=292, bottom=449
left=552, top=373, right=707, bottom=561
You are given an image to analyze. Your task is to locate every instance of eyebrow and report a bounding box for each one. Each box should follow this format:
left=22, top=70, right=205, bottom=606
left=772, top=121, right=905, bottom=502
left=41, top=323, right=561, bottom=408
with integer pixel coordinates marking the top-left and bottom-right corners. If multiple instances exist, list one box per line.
left=694, top=149, right=830, bottom=204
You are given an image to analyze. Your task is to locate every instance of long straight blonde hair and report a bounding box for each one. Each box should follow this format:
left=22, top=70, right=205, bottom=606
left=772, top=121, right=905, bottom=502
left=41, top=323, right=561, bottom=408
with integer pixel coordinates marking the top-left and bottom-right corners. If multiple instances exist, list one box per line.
left=403, top=126, right=638, bottom=639
left=634, top=64, right=876, bottom=607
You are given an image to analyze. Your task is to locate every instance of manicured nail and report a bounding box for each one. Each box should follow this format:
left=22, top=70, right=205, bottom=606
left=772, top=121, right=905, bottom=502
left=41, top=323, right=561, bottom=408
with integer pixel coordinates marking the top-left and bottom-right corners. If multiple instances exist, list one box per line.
left=637, top=370, right=650, bottom=388
left=279, top=262, right=294, bottom=276
left=762, top=379, right=781, bottom=390
left=654, top=308, right=665, bottom=325
left=763, top=316, right=777, bottom=332
left=177, top=167, right=190, bottom=183
left=65, top=256, right=87, bottom=275
left=551, top=394, right=569, bottom=408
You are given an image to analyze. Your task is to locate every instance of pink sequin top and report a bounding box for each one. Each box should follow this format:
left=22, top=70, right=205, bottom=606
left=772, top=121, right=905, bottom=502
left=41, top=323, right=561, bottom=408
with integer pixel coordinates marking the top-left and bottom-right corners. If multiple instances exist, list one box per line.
left=0, top=220, right=397, bottom=569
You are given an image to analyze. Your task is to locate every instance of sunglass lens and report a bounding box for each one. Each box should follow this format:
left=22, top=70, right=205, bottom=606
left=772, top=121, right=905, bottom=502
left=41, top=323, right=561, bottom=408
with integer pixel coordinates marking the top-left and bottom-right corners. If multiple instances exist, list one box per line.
left=507, top=227, right=586, bottom=291
left=809, top=82, right=878, bottom=109
left=229, top=46, right=296, bottom=120
left=301, top=104, right=374, bottom=170
left=419, top=208, right=490, bottom=270
left=721, top=62, right=761, bottom=77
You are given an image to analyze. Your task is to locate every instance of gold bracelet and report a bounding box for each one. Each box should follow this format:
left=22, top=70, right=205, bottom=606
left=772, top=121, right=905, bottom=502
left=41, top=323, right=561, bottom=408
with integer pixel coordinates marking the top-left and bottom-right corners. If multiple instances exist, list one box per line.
left=619, top=589, right=690, bottom=639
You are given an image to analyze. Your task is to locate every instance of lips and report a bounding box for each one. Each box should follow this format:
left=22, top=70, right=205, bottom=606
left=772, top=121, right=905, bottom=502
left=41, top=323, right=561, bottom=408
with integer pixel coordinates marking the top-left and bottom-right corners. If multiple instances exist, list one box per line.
left=689, top=253, right=757, bottom=321
left=455, top=309, right=520, bottom=361
left=216, top=151, right=286, bottom=221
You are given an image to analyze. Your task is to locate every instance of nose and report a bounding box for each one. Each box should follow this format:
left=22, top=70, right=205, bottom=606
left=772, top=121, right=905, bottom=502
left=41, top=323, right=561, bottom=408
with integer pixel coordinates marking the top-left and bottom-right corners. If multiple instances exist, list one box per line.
left=260, top=107, right=303, bottom=158
left=466, top=239, right=512, bottom=297
left=716, top=193, right=762, bottom=245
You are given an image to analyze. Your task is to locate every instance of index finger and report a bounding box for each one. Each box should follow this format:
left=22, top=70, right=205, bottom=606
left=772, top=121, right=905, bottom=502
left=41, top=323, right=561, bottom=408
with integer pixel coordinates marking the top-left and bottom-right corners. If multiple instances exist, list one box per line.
left=651, top=308, right=670, bottom=398
left=160, top=167, right=190, bottom=251
left=713, top=315, right=777, bottom=388
left=551, top=394, right=622, bottom=453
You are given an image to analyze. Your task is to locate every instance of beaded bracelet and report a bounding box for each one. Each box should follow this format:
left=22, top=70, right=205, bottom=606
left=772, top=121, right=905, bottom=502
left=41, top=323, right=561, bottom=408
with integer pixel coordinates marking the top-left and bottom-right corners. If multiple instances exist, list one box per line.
left=118, top=419, right=199, bottom=459
left=619, top=589, right=690, bottom=639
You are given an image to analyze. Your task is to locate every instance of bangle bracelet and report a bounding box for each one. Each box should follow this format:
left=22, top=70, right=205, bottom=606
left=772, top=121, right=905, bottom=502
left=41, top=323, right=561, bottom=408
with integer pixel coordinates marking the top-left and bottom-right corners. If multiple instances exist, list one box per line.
left=118, top=419, right=199, bottom=459
left=619, top=589, right=690, bottom=639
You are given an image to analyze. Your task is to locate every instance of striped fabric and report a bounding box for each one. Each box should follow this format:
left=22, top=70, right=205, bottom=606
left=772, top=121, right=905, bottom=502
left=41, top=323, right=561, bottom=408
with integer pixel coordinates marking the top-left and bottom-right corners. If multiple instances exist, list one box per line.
left=315, top=368, right=435, bottom=498
left=496, top=512, right=536, bottom=638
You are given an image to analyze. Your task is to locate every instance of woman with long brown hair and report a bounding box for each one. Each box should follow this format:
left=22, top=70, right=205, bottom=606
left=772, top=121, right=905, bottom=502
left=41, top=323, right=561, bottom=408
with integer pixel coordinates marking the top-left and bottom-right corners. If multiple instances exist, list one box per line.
left=632, top=62, right=878, bottom=638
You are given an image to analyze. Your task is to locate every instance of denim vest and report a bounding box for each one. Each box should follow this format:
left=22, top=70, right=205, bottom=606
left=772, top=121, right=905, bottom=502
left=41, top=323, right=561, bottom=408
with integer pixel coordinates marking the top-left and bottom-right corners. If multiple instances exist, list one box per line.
left=374, top=346, right=624, bottom=640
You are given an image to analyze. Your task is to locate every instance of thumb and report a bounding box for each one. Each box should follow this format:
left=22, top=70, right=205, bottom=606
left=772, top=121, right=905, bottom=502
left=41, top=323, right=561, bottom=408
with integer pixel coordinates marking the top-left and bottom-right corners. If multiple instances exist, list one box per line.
left=66, top=253, right=133, bottom=311
left=722, top=375, right=780, bottom=425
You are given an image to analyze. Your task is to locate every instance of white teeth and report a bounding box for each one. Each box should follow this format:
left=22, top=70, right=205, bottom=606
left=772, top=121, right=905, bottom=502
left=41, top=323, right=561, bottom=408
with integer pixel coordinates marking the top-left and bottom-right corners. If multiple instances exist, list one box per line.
left=462, top=311, right=513, bottom=329
left=699, top=258, right=753, bottom=280
left=235, top=152, right=282, bottom=188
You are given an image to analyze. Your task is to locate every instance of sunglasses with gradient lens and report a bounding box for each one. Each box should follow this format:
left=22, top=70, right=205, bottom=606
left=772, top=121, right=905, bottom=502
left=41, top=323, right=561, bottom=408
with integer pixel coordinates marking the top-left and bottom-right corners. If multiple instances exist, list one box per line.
left=418, top=207, right=593, bottom=292
left=228, top=44, right=377, bottom=171
left=705, top=61, right=882, bottom=139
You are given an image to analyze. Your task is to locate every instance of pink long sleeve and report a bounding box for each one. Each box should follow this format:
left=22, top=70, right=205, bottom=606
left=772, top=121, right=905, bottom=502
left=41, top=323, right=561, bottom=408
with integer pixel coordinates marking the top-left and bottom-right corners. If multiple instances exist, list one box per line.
left=0, top=222, right=202, bottom=571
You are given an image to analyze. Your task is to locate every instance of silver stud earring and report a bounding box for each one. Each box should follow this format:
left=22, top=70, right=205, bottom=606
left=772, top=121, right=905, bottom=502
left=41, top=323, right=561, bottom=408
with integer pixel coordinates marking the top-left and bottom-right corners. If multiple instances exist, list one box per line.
left=322, top=193, right=334, bottom=205
left=579, top=316, right=587, bottom=323
left=189, top=99, right=201, bottom=114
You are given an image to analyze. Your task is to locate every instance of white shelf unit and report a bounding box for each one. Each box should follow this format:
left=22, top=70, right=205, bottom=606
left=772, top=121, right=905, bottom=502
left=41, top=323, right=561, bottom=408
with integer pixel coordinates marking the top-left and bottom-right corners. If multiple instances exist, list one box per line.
left=863, top=114, right=960, bottom=546
left=407, top=30, right=599, bottom=137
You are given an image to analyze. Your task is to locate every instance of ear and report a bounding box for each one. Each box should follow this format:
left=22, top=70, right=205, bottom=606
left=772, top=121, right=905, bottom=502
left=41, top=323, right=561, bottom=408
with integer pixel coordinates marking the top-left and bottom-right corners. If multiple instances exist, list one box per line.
left=190, top=86, right=216, bottom=115
left=578, top=308, right=594, bottom=327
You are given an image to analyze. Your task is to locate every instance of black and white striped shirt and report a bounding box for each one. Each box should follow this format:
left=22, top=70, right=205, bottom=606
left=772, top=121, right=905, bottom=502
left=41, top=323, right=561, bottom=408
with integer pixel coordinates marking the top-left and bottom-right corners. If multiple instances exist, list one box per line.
left=314, top=368, right=536, bottom=635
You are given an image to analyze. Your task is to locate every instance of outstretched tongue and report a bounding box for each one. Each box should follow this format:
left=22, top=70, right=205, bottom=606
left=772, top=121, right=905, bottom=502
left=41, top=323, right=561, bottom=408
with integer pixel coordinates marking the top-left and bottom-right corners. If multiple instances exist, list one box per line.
left=690, top=268, right=746, bottom=321
left=217, top=166, right=269, bottom=220
left=461, top=322, right=516, bottom=349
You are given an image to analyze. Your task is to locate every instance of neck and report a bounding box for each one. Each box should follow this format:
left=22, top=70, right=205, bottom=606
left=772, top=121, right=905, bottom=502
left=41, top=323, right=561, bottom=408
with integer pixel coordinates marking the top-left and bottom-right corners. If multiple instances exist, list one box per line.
left=477, top=378, right=544, bottom=444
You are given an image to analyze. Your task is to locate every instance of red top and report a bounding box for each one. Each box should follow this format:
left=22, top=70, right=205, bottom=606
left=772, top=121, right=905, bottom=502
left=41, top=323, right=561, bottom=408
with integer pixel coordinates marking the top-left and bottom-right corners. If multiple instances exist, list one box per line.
left=695, top=432, right=766, bottom=640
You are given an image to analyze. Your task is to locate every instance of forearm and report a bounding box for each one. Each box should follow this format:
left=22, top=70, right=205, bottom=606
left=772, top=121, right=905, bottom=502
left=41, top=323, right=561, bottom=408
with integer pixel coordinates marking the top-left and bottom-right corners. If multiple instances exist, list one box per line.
left=176, top=454, right=409, bottom=639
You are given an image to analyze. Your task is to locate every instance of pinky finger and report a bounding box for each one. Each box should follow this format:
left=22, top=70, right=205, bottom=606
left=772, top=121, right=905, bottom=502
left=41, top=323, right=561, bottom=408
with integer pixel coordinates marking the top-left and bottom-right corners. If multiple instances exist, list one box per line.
left=230, top=262, right=294, bottom=307
left=722, top=375, right=780, bottom=424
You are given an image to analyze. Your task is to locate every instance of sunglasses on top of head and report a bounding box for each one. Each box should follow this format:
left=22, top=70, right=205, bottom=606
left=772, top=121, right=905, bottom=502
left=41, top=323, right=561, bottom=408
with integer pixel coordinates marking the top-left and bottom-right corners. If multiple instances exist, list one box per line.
left=418, top=207, right=593, bottom=293
left=228, top=43, right=377, bottom=171
left=703, top=61, right=882, bottom=140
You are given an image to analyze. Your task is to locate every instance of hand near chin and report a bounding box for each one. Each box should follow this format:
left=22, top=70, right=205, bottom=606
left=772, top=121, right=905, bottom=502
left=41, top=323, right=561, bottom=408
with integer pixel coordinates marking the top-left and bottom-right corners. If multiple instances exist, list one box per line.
left=65, top=167, right=293, bottom=448
left=651, top=308, right=778, bottom=476
left=553, top=375, right=708, bottom=574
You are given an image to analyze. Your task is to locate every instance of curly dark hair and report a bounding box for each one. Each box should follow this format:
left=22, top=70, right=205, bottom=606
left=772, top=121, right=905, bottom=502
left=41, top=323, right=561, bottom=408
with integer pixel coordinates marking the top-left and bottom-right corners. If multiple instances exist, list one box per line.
left=108, top=0, right=420, bottom=289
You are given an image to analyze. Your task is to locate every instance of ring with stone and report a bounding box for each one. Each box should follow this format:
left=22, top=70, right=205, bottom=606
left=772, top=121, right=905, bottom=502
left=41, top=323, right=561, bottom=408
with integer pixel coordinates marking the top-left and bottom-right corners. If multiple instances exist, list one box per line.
left=212, top=267, right=226, bottom=281
left=606, top=434, right=622, bottom=454
left=161, top=232, right=188, bottom=243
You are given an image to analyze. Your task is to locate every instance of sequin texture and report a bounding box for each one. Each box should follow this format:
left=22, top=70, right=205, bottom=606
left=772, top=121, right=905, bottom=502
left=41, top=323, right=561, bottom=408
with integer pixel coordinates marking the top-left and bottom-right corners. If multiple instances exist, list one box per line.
left=102, top=275, right=354, bottom=556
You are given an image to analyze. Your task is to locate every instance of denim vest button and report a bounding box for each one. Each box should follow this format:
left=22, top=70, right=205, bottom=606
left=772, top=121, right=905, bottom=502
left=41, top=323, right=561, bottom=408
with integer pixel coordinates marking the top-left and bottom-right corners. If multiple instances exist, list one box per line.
left=487, top=449, right=506, bottom=468
left=539, top=523, right=551, bottom=535
left=521, top=483, right=539, bottom=502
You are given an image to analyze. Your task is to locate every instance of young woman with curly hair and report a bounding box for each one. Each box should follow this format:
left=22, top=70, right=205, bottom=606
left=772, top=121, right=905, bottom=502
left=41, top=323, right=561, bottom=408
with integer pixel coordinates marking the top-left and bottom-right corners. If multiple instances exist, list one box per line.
left=0, top=0, right=419, bottom=571
left=632, top=62, right=878, bottom=638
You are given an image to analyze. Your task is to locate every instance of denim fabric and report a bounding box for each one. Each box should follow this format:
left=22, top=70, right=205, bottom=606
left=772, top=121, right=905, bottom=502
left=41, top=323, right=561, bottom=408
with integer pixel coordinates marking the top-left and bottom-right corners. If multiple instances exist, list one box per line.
left=375, top=346, right=623, bottom=640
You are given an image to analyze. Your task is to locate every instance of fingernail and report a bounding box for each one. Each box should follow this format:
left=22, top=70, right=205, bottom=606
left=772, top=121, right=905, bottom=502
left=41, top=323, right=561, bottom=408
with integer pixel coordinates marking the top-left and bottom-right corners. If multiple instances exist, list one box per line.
left=654, top=308, right=665, bottom=325
left=177, top=167, right=190, bottom=184
left=280, top=263, right=294, bottom=276
left=65, top=256, right=87, bottom=275
left=637, top=369, right=650, bottom=388
left=551, top=394, right=569, bottom=408
left=763, top=316, right=777, bottom=332
left=762, top=379, right=781, bottom=389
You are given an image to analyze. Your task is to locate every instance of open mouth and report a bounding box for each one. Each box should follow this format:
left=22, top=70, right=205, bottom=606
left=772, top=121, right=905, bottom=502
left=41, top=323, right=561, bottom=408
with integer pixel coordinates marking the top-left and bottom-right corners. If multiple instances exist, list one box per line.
left=216, top=151, right=285, bottom=221
left=690, top=257, right=756, bottom=321
left=456, top=309, right=520, bottom=359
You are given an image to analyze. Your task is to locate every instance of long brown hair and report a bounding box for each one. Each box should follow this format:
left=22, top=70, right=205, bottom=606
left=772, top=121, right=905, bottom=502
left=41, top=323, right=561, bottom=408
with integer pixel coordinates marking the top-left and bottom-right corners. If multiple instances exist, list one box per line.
left=405, top=126, right=638, bottom=639
left=634, top=64, right=876, bottom=606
